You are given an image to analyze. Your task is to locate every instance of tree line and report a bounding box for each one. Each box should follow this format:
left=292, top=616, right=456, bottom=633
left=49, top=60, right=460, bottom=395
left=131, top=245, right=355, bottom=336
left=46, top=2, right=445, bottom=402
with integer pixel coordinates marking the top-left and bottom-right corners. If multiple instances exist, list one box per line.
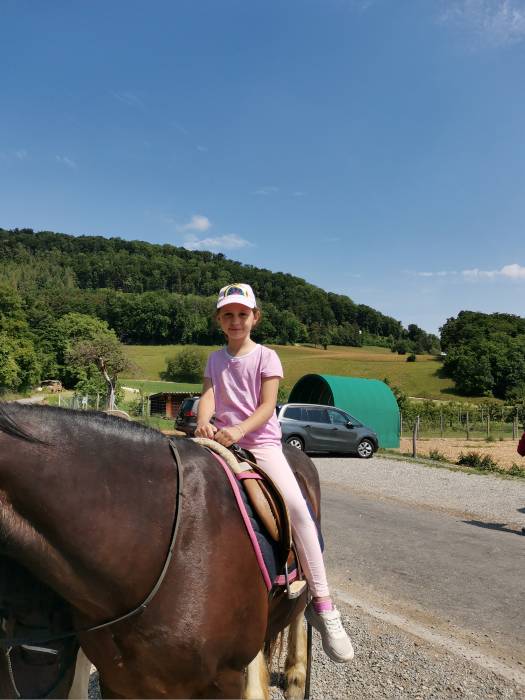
left=0, top=227, right=442, bottom=394
left=440, top=311, right=525, bottom=402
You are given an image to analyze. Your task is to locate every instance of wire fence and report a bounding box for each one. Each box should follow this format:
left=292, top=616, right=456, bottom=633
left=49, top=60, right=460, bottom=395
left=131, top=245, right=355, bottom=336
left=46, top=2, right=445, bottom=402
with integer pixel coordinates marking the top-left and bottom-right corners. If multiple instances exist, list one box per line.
left=400, top=403, right=523, bottom=441
left=50, top=393, right=525, bottom=442
left=48, top=392, right=176, bottom=431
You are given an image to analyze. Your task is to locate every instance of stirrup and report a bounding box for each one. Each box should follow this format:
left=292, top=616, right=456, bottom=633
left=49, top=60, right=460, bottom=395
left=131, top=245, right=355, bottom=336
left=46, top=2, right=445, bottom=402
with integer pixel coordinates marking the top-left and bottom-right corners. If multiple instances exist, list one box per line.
left=284, top=563, right=307, bottom=599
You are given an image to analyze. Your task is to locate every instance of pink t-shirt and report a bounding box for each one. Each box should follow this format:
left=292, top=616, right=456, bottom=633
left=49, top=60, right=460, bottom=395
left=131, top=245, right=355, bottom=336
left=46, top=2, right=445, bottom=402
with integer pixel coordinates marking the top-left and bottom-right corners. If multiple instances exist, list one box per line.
left=204, top=344, right=283, bottom=448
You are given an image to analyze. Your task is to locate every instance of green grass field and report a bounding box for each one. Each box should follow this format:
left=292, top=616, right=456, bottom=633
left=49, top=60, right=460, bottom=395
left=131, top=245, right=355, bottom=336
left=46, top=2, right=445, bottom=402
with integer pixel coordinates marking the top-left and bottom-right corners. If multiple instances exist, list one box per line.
left=121, top=343, right=470, bottom=401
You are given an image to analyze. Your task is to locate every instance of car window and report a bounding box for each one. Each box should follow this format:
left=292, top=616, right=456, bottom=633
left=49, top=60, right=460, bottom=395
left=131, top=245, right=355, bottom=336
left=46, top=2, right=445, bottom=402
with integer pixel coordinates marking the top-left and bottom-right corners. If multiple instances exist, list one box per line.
left=305, top=407, right=329, bottom=423
left=283, top=406, right=303, bottom=421
left=327, top=409, right=348, bottom=425
left=344, top=412, right=361, bottom=425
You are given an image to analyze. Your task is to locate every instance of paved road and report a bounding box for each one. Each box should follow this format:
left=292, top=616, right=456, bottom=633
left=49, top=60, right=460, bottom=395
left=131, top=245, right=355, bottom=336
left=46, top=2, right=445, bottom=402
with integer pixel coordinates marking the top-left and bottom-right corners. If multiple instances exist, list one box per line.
left=318, top=474, right=525, bottom=668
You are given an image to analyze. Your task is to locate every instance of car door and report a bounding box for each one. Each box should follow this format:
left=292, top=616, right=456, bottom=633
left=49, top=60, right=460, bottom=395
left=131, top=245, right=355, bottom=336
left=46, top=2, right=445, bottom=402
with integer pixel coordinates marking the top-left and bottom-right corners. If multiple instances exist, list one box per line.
left=303, top=407, right=331, bottom=451
left=326, top=408, right=355, bottom=452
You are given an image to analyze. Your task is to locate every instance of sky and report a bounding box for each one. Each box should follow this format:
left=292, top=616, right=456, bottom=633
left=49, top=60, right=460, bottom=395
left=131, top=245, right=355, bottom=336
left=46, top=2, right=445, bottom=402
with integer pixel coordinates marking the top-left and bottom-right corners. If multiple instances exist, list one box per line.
left=1, top=0, right=524, bottom=335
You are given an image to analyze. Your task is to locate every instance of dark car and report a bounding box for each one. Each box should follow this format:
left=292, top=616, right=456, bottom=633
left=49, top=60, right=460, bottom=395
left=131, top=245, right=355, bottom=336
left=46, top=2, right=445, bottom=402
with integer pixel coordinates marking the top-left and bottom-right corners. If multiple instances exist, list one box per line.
left=175, top=396, right=201, bottom=436
left=277, top=403, right=378, bottom=458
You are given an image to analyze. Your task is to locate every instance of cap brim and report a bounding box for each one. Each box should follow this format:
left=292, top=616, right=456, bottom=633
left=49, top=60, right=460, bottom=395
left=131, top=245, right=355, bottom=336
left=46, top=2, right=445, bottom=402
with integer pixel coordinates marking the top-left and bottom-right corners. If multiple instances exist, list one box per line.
left=217, top=295, right=255, bottom=309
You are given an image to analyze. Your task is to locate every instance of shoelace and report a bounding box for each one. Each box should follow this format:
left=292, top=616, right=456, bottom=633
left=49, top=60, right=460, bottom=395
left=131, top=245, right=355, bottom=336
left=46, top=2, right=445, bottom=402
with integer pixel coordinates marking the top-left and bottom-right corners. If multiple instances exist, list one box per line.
left=322, top=613, right=346, bottom=636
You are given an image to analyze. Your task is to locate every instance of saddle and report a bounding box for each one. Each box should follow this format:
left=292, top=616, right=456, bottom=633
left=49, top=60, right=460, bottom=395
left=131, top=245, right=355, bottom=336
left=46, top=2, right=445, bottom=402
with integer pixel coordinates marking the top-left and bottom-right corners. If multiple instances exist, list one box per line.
left=192, top=439, right=308, bottom=598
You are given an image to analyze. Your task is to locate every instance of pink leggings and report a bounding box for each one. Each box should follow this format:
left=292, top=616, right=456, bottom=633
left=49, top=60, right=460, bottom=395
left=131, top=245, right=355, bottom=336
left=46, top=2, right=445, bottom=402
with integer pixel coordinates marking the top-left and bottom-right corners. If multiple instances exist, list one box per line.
left=249, top=444, right=330, bottom=598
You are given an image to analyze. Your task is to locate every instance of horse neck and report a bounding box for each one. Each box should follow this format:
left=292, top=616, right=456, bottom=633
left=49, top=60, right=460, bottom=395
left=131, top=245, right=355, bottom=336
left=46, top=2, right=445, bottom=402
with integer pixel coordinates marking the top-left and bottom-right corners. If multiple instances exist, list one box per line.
left=0, top=410, right=175, bottom=620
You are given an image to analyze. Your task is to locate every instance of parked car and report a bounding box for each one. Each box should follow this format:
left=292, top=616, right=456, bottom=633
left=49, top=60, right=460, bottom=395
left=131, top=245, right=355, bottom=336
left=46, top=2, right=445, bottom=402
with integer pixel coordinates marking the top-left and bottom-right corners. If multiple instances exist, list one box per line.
left=39, top=379, right=63, bottom=393
left=277, top=403, right=378, bottom=458
left=175, top=396, right=201, bottom=436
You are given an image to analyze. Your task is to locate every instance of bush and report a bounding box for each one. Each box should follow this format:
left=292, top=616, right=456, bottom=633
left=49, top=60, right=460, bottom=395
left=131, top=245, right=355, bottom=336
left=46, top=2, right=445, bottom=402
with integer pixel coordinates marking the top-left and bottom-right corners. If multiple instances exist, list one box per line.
left=164, top=348, right=206, bottom=382
left=508, top=463, right=525, bottom=477
left=406, top=353, right=417, bottom=362
left=428, top=449, right=447, bottom=462
left=457, top=451, right=499, bottom=471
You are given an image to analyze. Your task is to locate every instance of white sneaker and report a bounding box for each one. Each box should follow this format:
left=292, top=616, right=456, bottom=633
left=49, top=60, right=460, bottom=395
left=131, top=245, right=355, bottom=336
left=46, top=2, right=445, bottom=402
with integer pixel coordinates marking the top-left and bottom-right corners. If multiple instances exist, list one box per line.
left=305, top=602, right=355, bottom=663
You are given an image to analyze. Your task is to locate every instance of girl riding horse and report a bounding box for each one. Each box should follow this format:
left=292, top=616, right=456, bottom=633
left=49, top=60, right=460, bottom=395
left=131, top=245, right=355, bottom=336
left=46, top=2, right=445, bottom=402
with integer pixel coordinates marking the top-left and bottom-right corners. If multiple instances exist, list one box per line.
left=196, top=283, right=354, bottom=664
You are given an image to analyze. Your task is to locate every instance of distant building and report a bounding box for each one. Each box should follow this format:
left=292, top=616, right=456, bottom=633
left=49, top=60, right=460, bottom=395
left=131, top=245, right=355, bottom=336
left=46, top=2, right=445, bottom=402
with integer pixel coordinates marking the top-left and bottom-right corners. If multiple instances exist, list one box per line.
left=149, top=392, right=199, bottom=418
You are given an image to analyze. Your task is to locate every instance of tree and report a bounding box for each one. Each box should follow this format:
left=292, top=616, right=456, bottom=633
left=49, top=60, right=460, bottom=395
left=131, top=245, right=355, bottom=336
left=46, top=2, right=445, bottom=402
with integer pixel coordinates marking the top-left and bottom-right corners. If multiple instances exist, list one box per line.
left=164, top=348, right=206, bottom=383
left=65, top=320, right=131, bottom=409
left=443, top=347, right=494, bottom=396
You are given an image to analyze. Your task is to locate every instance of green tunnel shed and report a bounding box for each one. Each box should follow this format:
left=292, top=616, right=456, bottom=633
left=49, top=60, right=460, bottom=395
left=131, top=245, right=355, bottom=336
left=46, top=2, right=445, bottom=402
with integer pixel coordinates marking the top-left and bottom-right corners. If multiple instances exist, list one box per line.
left=288, top=374, right=400, bottom=448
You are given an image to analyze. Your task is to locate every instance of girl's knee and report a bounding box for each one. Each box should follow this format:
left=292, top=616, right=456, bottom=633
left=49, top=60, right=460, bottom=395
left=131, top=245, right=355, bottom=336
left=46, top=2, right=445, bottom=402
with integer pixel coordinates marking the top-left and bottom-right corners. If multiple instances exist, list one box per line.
left=287, top=500, right=316, bottom=528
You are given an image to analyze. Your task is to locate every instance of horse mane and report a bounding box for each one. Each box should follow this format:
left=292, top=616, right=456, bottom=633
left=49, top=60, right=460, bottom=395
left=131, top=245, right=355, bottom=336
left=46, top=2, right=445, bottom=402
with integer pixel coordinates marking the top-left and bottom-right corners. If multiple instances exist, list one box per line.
left=0, top=402, right=48, bottom=443
left=0, top=402, right=164, bottom=445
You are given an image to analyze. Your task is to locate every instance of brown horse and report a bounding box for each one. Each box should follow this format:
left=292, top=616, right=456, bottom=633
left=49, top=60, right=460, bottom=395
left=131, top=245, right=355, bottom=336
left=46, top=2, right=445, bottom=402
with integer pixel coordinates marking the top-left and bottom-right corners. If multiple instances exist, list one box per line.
left=0, top=403, right=321, bottom=699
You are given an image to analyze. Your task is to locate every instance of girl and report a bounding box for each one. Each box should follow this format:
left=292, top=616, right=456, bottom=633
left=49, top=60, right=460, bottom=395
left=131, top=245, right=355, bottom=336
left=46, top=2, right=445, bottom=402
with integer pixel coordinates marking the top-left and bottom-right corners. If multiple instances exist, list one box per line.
left=195, top=283, right=354, bottom=663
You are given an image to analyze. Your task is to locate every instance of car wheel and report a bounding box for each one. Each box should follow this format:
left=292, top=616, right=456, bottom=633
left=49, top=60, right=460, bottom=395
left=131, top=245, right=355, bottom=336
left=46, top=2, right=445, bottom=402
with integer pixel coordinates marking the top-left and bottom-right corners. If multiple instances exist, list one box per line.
left=286, top=436, right=304, bottom=451
left=356, top=438, right=374, bottom=459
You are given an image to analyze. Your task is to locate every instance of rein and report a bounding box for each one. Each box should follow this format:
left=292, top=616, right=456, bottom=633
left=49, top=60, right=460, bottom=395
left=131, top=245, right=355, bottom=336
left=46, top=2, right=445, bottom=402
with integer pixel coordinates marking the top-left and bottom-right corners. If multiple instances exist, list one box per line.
left=0, top=438, right=183, bottom=649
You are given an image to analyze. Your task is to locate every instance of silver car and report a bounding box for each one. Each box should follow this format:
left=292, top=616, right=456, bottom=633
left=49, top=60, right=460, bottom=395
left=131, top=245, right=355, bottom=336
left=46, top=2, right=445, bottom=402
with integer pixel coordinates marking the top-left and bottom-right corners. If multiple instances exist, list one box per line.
left=277, top=403, right=378, bottom=458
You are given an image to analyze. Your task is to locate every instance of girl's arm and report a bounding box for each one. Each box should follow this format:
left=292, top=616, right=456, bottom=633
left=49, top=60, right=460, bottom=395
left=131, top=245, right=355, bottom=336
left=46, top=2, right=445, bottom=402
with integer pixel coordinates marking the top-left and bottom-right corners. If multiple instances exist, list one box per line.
left=195, top=378, right=217, bottom=439
left=214, top=376, right=279, bottom=447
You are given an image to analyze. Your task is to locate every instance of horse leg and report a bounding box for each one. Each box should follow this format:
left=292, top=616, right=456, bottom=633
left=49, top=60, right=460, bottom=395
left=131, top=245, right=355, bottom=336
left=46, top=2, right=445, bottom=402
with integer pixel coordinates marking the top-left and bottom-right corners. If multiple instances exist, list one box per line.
left=244, top=650, right=269, bottom=700
left=68, top=649, right=92, bottom=700
left=284, top=614, right=307, bottom=700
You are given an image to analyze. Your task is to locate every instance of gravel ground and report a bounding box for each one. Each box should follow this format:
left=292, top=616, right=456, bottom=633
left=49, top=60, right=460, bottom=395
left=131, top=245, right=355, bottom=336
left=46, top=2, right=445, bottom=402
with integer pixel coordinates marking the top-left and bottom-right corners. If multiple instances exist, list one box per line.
left=87, top=455, right=525, bottom=698
left=313, top=454, right=525, bottom=530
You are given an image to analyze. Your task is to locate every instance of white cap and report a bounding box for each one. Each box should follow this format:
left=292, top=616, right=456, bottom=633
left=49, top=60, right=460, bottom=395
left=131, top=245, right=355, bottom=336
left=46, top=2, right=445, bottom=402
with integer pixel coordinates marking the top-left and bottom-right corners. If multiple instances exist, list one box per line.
left=216, top=283, right=256, bottom=309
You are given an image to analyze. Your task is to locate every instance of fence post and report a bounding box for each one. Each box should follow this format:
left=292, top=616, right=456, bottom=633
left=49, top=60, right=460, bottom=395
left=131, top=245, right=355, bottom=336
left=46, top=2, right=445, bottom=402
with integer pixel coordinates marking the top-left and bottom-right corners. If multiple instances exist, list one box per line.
left=412, top=416, right=419, bottom=458
left=513, top=410, right=518, bottom=440
left=466, top=412, right=470, bottom=440
left=440, top=409, right=444, bottom=438
left=487, top=412, right=490, bottom=438
left=400, top=412, right=403, bottom=437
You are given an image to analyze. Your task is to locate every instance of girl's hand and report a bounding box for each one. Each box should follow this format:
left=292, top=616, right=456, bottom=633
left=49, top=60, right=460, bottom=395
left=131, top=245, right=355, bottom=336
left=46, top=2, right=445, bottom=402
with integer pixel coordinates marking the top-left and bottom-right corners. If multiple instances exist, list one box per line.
left=214, top=425, right=245, bottom=447
left=195, top=422, right=217, bottom=439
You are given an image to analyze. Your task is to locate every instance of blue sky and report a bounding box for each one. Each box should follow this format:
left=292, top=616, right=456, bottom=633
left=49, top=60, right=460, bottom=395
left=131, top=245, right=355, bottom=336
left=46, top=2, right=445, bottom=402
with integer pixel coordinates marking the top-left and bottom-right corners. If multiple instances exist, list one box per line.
left=1, top=0, right=524, bottom=335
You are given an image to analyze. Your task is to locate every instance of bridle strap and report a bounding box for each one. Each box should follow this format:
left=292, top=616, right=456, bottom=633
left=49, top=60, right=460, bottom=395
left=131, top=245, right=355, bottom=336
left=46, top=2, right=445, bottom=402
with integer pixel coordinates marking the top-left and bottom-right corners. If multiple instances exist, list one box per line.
left=0, top=438, right=183, bottom=649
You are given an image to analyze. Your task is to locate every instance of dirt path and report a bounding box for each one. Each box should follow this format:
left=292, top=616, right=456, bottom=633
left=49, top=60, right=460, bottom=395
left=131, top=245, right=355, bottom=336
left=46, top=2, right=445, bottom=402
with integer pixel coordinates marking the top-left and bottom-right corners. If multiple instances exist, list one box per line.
left=398, top=437, right=522, bottom=469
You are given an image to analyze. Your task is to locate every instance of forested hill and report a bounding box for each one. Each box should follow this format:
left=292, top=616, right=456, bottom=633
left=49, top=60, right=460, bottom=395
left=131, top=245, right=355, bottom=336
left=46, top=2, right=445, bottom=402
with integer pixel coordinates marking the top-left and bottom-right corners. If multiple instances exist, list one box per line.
left=0, top=227, right=437, bottom=349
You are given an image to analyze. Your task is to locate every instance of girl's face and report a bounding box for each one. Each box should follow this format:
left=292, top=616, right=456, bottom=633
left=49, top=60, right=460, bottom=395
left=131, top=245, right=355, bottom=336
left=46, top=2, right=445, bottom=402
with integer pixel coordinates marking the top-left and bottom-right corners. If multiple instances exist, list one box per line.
left=217, top=303, right=259, bottom=341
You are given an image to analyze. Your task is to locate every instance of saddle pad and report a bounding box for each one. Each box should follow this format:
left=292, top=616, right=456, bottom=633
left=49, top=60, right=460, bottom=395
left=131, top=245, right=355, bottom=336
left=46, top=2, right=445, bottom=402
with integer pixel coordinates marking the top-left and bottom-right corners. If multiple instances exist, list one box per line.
left=209, top=452, right=323, bottom=591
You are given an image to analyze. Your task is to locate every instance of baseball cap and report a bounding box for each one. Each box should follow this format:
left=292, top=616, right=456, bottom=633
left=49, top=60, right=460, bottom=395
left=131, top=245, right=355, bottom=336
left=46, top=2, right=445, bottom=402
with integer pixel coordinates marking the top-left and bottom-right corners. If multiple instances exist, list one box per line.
left=216, top=283, right=256, bottom=309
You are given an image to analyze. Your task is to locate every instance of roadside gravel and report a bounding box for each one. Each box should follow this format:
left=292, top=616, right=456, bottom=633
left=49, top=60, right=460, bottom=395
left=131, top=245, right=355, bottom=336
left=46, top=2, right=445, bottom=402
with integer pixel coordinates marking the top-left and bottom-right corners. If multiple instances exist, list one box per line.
left=313, top=454, right=525, bottom=529
left=269, top=602, right=523, bottom=699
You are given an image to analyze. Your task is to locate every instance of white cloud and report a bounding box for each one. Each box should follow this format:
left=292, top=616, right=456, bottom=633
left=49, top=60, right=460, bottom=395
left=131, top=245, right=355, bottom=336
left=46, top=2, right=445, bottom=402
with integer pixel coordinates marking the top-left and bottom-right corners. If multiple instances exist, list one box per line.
left=500, top=263, right=525, bottom=278
left=462, top=262, right=525, bottom=278
left=414, top=270, right=457, bottom=277
left=439, top=0, right=525, bottom=47
left=177, top=215, right=211, bottom=233
left=196, top=145, right=208, bottom=152
left=254, top=186, right=278, bottom=196
left=183, top=234, right=253, bottom=252
left=15, top=149, right=28, bottom=160
left=112, top=91, right=144, bottom=108
left=172, top=121, right=189, bottom=136
left=55, top=155, right=77, bottom=169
